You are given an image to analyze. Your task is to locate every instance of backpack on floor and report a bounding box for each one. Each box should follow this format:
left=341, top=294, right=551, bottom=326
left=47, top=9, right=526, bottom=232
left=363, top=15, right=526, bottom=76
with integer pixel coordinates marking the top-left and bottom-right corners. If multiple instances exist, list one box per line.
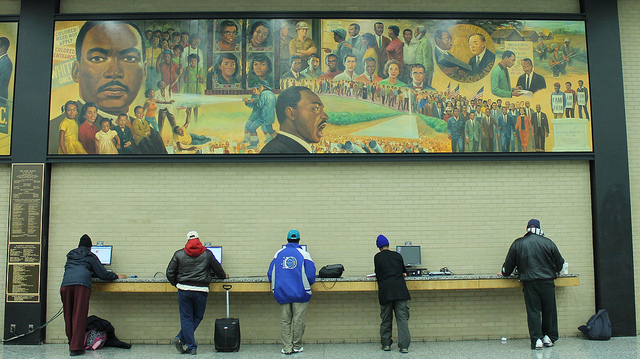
left=578, top=309, right=611, bottom=340
left=84, top=328, right=107, bottom=350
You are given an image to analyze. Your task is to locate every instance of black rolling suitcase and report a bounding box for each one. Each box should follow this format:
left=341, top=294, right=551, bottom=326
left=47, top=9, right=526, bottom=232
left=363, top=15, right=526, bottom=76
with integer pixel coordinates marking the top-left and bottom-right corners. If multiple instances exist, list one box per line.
left=214, top=284, right=241, bottom=352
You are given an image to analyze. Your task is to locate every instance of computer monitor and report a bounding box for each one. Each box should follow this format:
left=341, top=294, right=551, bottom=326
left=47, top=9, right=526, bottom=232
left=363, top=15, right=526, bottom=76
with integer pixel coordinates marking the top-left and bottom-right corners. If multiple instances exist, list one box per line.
left=396, top=246, right=421, bottom=267
left=207, top=246, right=222, bottom=265
left=282, top=244, right=307, bottom=251
left=91, top=245, right=113, bottom=266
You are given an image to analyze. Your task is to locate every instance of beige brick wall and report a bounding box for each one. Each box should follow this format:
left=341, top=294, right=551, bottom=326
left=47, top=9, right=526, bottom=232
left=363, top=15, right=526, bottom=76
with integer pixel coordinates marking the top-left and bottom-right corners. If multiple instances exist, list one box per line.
left=619, top=0, right=640, bottom=335
left=38, top=0, right=598, bottom=345
left=46, top=161, right=593, bottom=343
left=0, top=0, right=19, bottom=15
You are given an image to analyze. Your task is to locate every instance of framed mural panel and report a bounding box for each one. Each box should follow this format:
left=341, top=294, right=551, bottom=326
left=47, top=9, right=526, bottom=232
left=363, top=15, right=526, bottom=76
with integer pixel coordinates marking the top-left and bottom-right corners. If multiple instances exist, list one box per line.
left=48, top=17, right=592, bottom=156
left=0, top=22, right=17, bottom=156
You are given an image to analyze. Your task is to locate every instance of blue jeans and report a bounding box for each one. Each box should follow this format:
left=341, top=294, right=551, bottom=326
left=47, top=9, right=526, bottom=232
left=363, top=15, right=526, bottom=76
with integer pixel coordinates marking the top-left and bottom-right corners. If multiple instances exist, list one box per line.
left=177, top=289, right=208, bottom=351
left=189, top=134, right=211, bottom=146
left=501, top=133, right=512, bottom=152
left=245, top=120, right=274, bottom=136
left=245, top=119, right=261, bottom=134
left=145, top=116, right=159, bottom=132
left=451, top=136, right=464, bottom=152
left=578, top=105, right=590, bottom=120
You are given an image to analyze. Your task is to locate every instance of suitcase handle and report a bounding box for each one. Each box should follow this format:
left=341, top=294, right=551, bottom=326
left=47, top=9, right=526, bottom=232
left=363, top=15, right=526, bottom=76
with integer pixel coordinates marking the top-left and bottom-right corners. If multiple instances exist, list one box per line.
left=223, top=285, right=232, bottom=317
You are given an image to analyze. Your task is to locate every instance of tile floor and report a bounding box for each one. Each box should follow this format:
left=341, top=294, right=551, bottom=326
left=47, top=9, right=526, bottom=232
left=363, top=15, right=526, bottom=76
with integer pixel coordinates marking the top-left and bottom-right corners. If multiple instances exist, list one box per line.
left=0, top=337, right=638, bottom=358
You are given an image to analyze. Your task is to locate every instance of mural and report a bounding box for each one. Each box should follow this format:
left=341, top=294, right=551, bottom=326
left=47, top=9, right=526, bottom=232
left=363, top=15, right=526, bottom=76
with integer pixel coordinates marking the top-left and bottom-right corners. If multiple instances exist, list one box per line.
left=48, top=18, right=592, bottom=155
left=0, top=22, right=17, bottom=155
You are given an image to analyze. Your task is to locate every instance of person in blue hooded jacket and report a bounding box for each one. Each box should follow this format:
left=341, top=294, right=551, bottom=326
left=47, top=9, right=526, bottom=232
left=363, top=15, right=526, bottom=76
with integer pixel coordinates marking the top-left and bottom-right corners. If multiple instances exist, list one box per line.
left=267, top=229, right=316, bottom=355
left=60, top=234, right=127, bottom=356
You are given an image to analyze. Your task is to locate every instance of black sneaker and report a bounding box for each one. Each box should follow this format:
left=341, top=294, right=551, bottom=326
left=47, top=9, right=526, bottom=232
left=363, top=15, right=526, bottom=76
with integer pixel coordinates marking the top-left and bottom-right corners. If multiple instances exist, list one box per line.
left=188, top=349, right=197, bottom=355
left=382, top=345, right=391, bottom=351
left=69, top=349, right=85, bottom=356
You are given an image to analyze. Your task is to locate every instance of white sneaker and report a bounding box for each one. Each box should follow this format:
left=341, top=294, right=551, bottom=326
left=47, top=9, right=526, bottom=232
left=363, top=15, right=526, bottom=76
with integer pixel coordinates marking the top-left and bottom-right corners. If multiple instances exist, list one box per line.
left=535, top=339, right=543, bottom=350
left=292, top=347, right=303, bottom=353
left=542, top=335, right=554, bottom=347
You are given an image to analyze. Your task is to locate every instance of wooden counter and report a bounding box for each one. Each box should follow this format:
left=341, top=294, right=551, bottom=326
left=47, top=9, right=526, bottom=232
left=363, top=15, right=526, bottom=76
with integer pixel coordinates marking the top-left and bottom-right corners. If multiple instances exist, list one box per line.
left=92, top=274, right=579, bottom=293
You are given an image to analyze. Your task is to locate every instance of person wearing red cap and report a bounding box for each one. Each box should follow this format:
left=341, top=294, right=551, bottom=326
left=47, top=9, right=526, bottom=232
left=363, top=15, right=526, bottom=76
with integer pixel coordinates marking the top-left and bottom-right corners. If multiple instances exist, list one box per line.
left=60, top=234, right=127, bottom=356
left=499, top=219, right=565, bottom=350
left=374, top=234, right=411, bottom=353
left=166, top=231, right=227, bottom=355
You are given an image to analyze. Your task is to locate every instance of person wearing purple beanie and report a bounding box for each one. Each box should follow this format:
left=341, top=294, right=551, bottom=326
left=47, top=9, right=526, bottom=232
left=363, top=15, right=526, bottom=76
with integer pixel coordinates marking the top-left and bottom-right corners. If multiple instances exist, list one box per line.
left=374, top=234, right=411, bottom=353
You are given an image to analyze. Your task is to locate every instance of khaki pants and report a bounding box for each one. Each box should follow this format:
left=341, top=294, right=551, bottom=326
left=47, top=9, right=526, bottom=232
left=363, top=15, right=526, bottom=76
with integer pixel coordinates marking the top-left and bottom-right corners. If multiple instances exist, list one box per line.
left=280, top=302, right=308, bottom=351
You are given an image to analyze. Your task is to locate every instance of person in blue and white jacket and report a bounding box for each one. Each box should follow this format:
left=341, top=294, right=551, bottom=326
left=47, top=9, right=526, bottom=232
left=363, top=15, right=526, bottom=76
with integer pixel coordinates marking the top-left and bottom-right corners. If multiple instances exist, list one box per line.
left=267, top=229, right=316, bottom=355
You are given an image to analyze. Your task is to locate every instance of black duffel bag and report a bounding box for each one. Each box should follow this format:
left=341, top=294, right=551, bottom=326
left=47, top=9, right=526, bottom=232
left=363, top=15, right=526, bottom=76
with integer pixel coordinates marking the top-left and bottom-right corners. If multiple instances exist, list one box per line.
left=318, top=264, right=344, bottom=278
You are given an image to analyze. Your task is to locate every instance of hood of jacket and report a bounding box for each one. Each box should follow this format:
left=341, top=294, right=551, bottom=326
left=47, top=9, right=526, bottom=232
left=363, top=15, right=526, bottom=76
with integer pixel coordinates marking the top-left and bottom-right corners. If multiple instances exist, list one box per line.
left=184, top=238, right=206, bottom=257
left=67, top=246, right=92, bottom=260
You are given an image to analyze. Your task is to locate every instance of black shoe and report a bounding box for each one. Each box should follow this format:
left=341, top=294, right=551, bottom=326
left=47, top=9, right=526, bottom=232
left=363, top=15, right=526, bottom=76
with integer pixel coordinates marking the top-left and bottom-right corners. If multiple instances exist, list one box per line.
left=382, top=345, right=391, bottom=351
left=171, top=337, right=187, bottom=354
left=69, top=349, right=85, bottom=356
left=188, top=349, right=197, bottom=355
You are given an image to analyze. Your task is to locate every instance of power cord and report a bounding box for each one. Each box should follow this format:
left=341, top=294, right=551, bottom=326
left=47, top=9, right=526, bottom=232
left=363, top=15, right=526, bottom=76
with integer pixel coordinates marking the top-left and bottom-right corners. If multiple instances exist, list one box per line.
left=2, top=306, right=63, bottom=342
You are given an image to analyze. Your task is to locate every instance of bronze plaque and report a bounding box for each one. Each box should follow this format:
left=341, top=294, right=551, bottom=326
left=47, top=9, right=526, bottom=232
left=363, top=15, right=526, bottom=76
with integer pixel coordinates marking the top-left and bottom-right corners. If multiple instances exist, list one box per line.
left=6, top=264, right=40, bottom=302
left=7, top=164, right=44, bottom=303
left=9, top=164, right=44, bottom=243
left=9, top=243, right=40, bottom=263
left=6, top=295, right=39, bottom=302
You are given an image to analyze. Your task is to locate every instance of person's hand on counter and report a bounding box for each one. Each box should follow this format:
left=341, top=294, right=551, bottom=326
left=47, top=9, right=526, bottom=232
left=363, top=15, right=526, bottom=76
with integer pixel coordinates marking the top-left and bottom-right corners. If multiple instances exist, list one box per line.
left=496, top=271, right=503, bottom=276
left=226, top=274, right=229, bottom=279
left=117, top=274, right=128, bottom=279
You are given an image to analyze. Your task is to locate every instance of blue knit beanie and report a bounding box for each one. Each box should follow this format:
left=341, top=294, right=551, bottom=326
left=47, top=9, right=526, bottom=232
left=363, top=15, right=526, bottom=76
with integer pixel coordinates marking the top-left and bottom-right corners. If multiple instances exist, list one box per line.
left=376, top=234, right=389, bottom=248
left=527, top=219, right=541, bottom=229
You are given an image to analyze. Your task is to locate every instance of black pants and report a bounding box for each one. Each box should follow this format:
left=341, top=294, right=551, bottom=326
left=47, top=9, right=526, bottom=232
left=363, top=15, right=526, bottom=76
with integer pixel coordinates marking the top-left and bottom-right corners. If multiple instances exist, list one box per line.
left=523, top=280, right=558, bottom=349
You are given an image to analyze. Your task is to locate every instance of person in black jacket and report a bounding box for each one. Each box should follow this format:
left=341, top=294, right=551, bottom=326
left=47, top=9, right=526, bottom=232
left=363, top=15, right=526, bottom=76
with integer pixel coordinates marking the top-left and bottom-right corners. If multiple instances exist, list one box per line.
left=166, top=231, right=227, bottom=355
left=374, top=234, right=411, bottom=353
left=499, top=219, right=565, bottom=350
left=60, top=234, right=127, bottom=356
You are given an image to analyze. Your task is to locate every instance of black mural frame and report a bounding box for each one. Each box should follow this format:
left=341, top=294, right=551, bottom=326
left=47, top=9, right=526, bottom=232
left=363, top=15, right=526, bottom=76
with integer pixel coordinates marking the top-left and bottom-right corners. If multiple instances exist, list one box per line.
left=39, top=11, right=595, bottom=163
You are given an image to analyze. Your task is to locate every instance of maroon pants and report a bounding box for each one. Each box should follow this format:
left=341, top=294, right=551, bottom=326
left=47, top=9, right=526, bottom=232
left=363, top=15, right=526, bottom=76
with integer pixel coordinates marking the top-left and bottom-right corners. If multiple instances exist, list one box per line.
left=60, top=285, right=91, bottom=351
